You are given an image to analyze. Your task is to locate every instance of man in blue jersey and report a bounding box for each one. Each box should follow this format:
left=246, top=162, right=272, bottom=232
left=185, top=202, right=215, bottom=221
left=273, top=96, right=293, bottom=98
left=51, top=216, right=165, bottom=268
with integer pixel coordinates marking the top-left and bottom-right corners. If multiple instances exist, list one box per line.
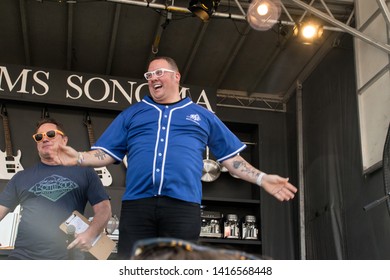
left=0, top=118, right=111, bottom=259
left=53, top=56, right=297, bottom=259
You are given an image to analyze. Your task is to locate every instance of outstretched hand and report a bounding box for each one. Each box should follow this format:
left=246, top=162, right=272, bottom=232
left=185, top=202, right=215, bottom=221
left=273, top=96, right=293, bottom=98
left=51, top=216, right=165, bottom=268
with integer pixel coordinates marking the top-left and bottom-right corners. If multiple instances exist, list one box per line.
left=261, top=174, right=297, bottom=201
left=52, top=143, right=79, bottom=166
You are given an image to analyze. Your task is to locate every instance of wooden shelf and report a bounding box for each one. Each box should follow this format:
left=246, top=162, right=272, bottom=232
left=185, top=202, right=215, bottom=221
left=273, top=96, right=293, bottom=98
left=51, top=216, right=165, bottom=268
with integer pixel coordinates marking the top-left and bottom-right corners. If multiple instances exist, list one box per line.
left=199, top=238, right=261, bottom=246
left=202, top=196, right=260, bottom=205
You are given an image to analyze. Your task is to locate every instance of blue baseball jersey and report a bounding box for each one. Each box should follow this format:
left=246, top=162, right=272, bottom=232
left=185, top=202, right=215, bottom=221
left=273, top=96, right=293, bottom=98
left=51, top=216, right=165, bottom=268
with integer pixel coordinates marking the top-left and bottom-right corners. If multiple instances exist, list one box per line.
left=93, top=96, right=246, bottom=204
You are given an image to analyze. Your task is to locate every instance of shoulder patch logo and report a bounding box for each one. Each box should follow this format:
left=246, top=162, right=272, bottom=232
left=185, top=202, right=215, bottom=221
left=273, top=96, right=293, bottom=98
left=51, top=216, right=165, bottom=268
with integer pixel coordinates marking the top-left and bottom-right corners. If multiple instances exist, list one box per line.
left=186, top=114, right=201, bottom=125
left=29, top=174, right=79, bottom=202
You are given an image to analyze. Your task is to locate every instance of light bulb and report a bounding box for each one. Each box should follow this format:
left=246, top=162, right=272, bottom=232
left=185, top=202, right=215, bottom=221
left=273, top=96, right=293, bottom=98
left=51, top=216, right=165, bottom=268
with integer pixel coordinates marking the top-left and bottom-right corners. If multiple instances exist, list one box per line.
left=302, top=25, right=316, bottom=39
left=257, top=3, right=269, bottom=16
left=293, top=21, right=324, bottom=45
left=247, top=0, right=281, bottom=31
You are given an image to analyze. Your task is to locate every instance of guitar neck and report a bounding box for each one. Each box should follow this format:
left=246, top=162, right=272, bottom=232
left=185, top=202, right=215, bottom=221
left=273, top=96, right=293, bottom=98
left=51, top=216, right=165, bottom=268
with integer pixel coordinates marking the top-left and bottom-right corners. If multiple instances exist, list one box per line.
left=2, top=115, right=13, bottom=157
left=86, top=124, right=95, bottom=146
left=84, top=117, right=112, bottom=187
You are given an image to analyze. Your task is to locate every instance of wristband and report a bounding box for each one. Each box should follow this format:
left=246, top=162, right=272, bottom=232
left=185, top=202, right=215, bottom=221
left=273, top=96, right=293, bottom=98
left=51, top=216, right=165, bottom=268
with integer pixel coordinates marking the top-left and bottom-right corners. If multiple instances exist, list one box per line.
left=77, top=152, right=84, bottom=166
left=256, top=172, right=266, bottom=187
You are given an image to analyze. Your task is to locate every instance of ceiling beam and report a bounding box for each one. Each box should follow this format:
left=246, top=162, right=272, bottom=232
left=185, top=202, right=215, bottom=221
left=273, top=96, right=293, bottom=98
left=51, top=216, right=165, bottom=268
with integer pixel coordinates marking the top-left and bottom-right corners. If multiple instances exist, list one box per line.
left=66, top=3, right=74, bottom=70
left=214, top=25, right=251, bottom=88
left=247, top=26, right=295, bottom=95
left=106, top=3, right=121, bottom=75
left=19, top=0, right=31, bottom=66
left=182, top=22, right=209, bottom=81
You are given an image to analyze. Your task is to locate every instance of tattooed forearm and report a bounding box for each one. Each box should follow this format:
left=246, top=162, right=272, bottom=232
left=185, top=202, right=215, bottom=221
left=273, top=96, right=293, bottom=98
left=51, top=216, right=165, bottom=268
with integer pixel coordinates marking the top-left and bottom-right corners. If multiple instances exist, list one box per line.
left=232, top=160, right=243, bottom=170
left=93, top=150, right=108, bottom=161
left=232, top=160, right=260, bottom=179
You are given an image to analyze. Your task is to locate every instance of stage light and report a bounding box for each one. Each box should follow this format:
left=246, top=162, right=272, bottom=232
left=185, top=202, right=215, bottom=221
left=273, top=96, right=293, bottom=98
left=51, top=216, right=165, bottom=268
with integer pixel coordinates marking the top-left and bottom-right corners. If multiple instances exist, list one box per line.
left=246, top=0, right=281, bottom=31
left=294, top=20, right=324, bottom=45
left=188, top=0, right=220, bottom=22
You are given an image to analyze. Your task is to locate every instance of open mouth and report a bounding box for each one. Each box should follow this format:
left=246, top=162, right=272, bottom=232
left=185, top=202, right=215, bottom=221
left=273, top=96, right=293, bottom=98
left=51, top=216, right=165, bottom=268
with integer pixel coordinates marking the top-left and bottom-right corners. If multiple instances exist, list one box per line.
left=153, top=83, right=162, bottom=90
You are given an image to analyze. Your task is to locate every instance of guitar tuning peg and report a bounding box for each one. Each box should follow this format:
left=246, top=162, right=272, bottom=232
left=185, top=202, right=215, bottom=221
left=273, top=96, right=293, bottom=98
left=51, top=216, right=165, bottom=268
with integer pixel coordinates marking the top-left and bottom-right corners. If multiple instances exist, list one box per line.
left=41, top=107, right=50, bottom=119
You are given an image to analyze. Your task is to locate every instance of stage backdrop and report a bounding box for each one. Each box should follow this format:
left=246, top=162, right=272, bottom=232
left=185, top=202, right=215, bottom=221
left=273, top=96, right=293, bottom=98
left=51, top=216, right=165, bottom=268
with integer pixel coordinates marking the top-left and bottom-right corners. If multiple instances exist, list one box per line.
left=0, top=64, right=217, bottom=112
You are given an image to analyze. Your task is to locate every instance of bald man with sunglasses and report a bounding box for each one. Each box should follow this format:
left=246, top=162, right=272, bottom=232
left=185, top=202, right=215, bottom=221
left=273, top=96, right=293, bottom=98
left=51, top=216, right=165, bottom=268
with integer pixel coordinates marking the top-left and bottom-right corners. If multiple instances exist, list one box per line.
left=0, top=118, right=111, bottom=259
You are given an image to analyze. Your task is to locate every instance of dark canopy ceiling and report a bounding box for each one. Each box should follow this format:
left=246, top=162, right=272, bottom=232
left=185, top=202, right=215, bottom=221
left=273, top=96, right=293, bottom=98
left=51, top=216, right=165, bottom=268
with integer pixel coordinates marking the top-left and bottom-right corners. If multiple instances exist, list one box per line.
left=0, top=0, right=357, bottom=111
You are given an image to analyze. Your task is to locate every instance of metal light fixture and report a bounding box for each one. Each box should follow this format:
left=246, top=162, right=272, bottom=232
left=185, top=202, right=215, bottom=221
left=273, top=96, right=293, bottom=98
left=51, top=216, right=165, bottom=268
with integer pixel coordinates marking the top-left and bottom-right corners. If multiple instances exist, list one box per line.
left=294, top=20, right=324, bottom=45
left=188, top=0, right=221, bottom=22
left=246, top=0, right=281, bottom=31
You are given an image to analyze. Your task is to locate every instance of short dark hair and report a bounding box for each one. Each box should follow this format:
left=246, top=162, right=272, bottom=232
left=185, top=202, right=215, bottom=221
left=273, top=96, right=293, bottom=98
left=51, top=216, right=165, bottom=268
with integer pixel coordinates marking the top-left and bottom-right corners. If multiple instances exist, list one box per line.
left=35, top=118, right=66, bottom=134
left=149, top=56, right=179, bottom=72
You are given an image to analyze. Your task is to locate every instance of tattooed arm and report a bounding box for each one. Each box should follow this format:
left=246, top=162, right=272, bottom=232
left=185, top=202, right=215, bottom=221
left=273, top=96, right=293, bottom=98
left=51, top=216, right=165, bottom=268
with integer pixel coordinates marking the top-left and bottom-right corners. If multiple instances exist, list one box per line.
left=221, top=154, right=297, bottom=202
left=53, top=144, right=116, bottom=167
left=76, top=149, right=116, bottom=167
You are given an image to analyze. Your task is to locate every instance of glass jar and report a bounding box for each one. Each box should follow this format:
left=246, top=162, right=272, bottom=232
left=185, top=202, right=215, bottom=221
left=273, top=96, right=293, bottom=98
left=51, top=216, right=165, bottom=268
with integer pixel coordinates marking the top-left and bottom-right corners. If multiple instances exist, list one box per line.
left=224, top=214, right=240, bottom=239
left=242, top=215, right=258, bottom=240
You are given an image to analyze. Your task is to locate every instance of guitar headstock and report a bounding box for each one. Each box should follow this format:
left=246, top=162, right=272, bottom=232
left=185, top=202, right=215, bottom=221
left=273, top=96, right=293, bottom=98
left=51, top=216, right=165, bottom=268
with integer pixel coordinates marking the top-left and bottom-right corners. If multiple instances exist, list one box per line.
left=41, top=107, right=50, bottom=119
left=84, top=112, right=92, bottom=126
left=0, top=104, right=8, bottom=118
left=83, top=112, right=95, bottom=147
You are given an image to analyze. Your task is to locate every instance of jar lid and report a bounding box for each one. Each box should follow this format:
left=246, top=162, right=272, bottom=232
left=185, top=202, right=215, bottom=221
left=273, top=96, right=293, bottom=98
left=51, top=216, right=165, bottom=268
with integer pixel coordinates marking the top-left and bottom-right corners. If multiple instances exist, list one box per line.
left=245, top=215, right=256, bottom=222
left=226, top=214, right=238, bottom=221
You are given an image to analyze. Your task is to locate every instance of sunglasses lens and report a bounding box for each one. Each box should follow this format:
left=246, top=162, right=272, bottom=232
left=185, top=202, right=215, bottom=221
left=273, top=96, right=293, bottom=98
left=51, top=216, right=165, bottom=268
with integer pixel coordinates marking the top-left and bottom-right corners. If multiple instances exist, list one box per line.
left=34, top=134, right=43, bottom=142
left=33, top=130, right=62, bottom=142
left=46, top=130, right=56, bottom=138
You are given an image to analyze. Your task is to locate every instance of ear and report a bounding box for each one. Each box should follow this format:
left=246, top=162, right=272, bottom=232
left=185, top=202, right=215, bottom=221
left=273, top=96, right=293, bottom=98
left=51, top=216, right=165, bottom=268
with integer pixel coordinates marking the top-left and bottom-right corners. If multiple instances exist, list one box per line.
left=175, top=71, right=181, bottom=83
left=62, top=135, right=69, bottom=145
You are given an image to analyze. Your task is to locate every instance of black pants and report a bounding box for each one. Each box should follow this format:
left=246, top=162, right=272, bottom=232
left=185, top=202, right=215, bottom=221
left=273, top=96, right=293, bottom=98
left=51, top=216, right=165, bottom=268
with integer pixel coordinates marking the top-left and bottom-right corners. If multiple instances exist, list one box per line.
left=117, top=196, right=201, bottom=259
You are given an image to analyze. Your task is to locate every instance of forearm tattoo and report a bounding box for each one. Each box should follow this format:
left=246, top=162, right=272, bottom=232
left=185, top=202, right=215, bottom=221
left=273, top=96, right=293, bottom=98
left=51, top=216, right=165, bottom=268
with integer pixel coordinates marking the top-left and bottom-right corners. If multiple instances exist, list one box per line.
left=232, top=160, right=260, bottom=179
left=93, top=150, right=108, bottom=161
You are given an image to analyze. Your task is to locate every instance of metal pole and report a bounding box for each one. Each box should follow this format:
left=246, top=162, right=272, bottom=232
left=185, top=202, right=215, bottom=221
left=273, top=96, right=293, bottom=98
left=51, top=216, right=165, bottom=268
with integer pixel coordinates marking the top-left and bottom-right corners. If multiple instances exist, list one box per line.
left=296, top=81, right=306, bottom=260
left=106, top=0, right=343, bottom=31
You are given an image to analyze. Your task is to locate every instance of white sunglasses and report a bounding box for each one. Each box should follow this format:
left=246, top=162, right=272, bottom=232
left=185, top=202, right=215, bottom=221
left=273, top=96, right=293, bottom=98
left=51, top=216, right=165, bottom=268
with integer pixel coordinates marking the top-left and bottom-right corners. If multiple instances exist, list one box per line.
left=144, top=68, right=176, bottom=80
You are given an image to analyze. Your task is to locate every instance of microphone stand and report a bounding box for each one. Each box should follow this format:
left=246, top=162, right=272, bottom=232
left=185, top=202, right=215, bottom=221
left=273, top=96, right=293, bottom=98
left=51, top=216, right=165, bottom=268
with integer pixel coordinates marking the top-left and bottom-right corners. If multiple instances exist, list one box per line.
left=363, top=192, right=390, bottom=211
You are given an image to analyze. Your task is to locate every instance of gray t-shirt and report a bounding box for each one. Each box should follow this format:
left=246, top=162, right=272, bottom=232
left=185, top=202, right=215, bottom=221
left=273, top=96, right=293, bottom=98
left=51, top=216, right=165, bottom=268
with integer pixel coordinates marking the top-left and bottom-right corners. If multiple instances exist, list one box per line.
left=0, top=162, right=109, bottom=260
